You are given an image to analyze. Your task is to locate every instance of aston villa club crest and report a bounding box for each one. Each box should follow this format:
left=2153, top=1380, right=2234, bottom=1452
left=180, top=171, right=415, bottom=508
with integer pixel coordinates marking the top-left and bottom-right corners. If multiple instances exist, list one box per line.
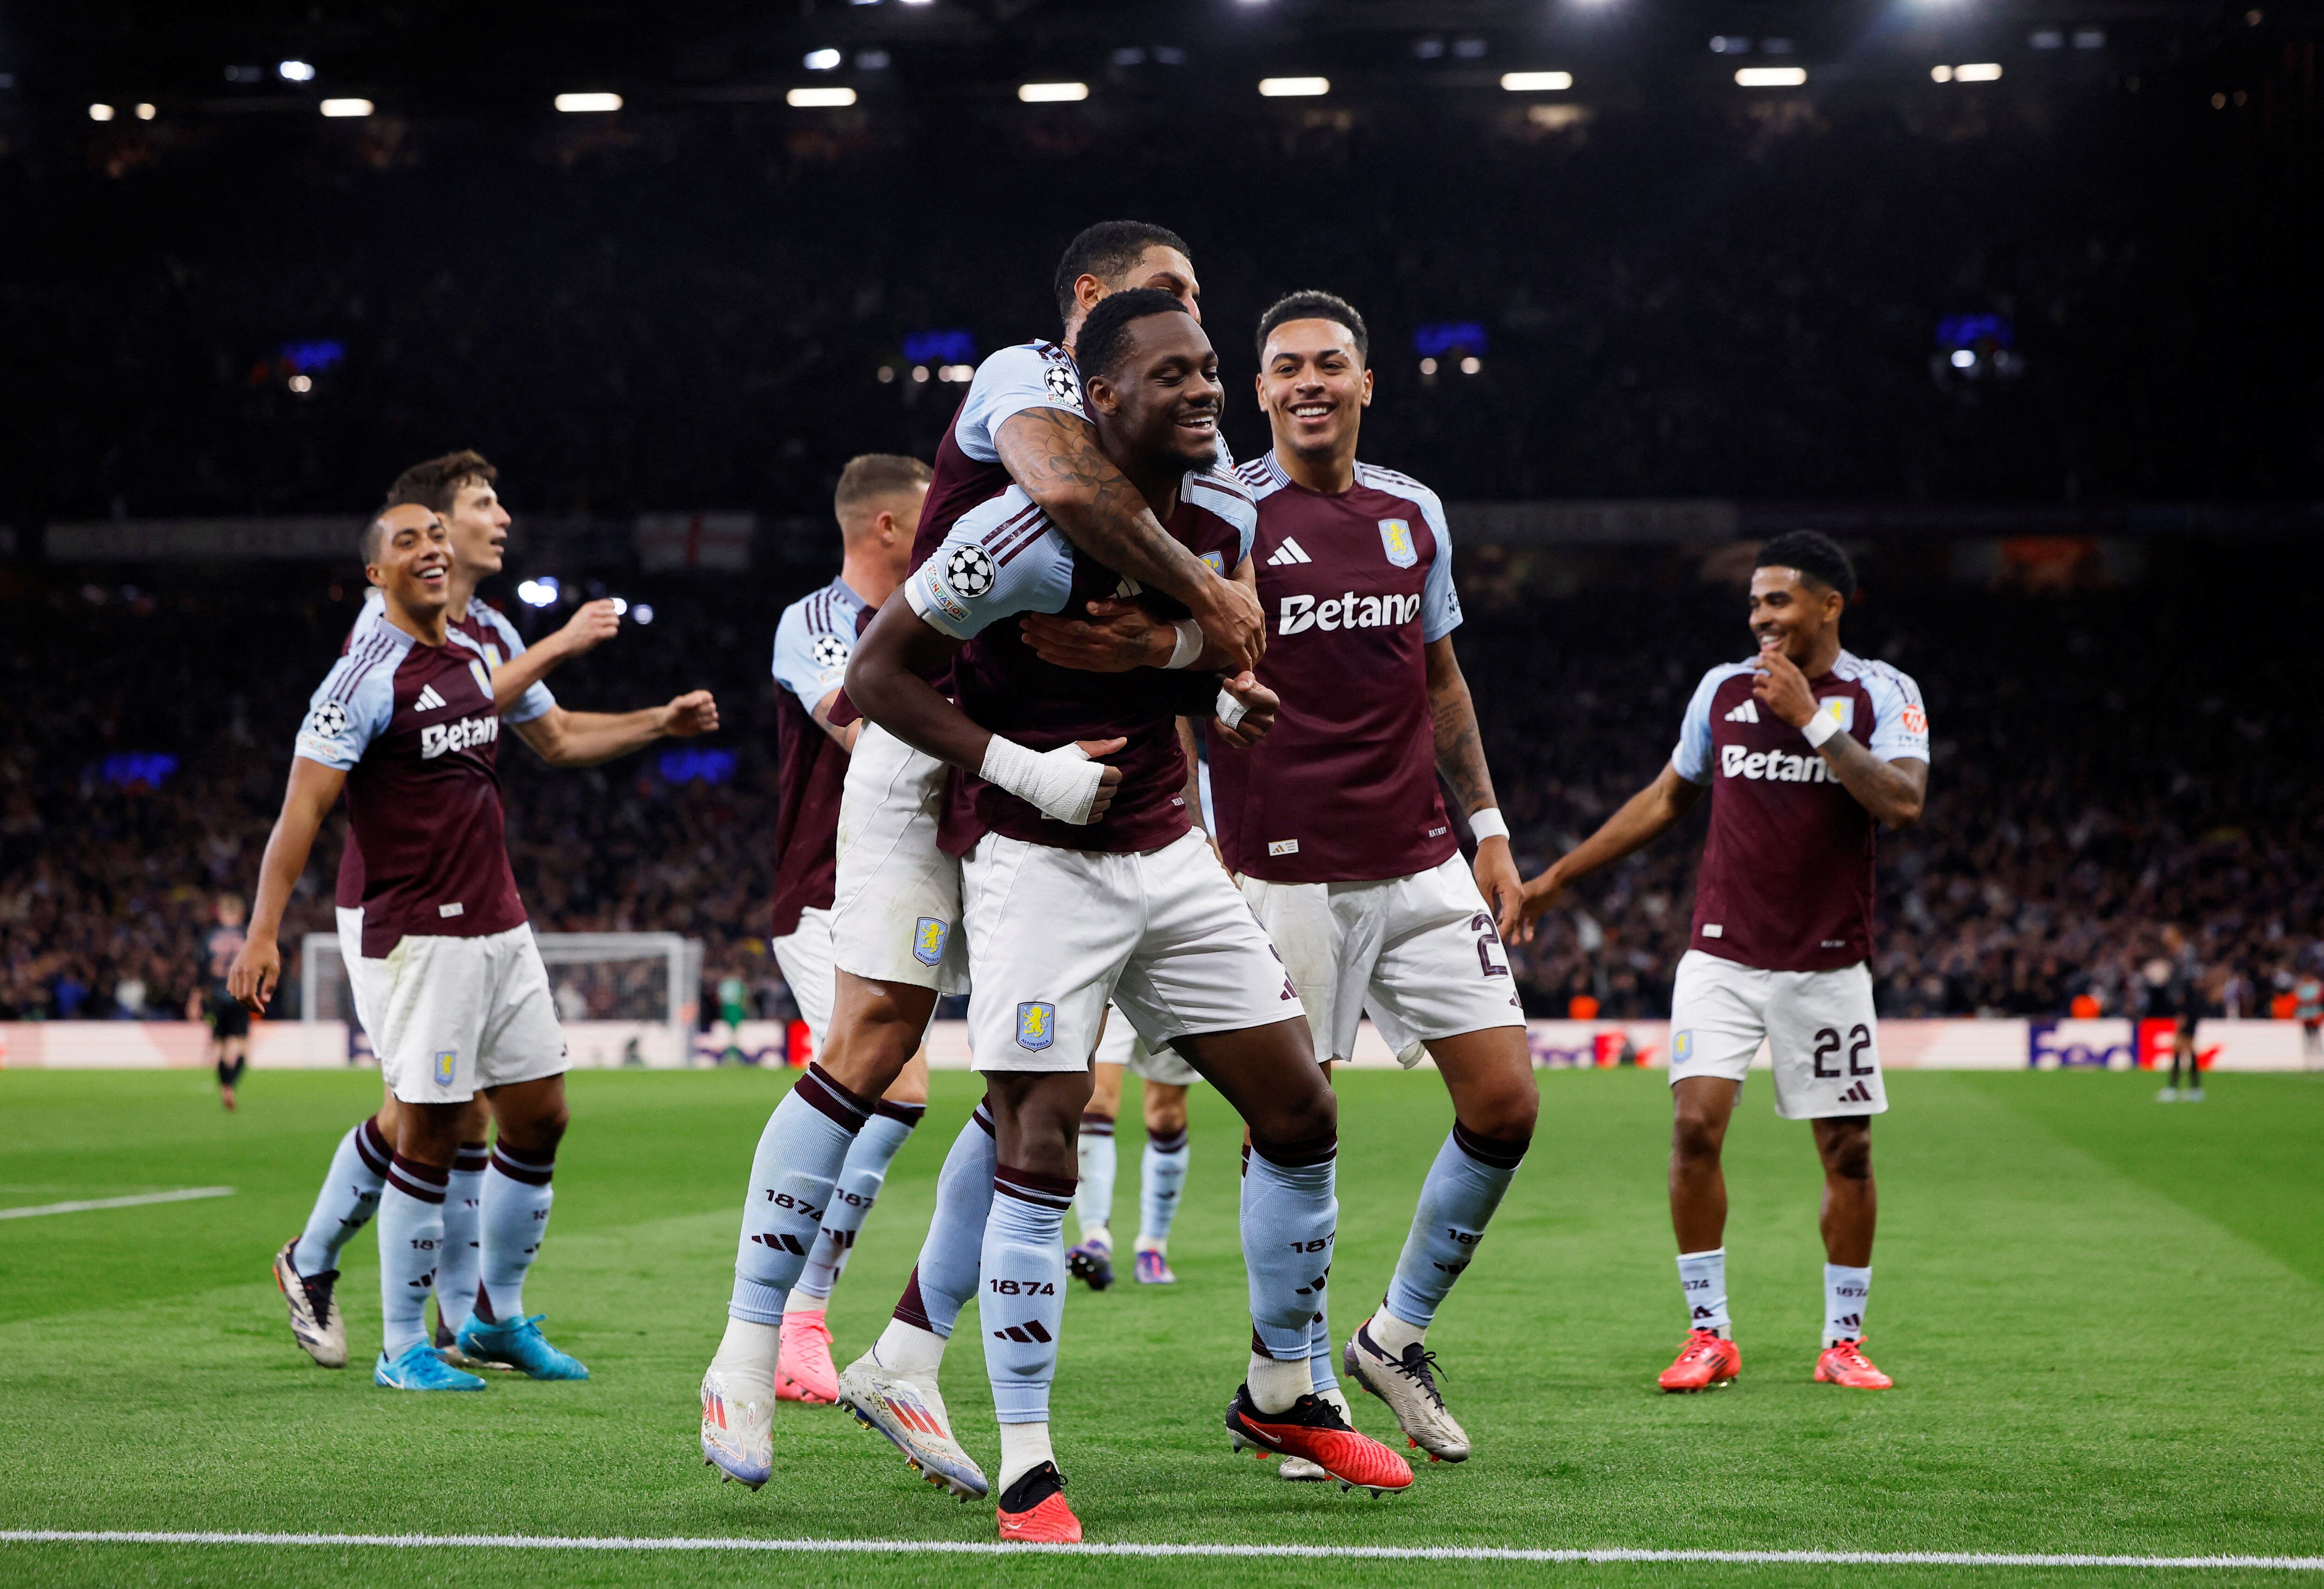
left=433, top=1048, right=458, bottom=1086
left=1814, top=696, right=1856, bottom=732
left=1016, top=1001, right=1056, bottom=1051
left=912, top=917, right=949, bottom=968
left=1379, top=518, right=1418, bottom=569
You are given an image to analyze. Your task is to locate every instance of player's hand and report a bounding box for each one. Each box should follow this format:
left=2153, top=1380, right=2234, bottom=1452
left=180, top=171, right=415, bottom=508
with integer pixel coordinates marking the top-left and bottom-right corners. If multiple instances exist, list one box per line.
left=227, top=938, right=280, bottom=1016
left=1750, top=639, right=1818, bottom=728
left=1474, top=835, right=1524, bottom=941
left=1018, top=600, right=1167, bottom=673
left=1512, top=868, right=1569, bottom=944
left=661, top=690, right=719, bottom=738
left=1074, top=736, right=1129, bottom=822
left=1189, top=576, right=1265, bottom=672
left=554, top=599, right=622, bottom=657
left=1210, top=671, right=1278, bottom=749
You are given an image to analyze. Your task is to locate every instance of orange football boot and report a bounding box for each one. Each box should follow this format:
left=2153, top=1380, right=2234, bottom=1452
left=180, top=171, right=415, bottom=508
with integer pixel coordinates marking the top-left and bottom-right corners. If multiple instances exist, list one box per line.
left=1657, top=1328, right=1742, bottom=1392
left=1814, top=1339, right=1893, bottom=1389
left=995, top=1462, right=1082, bottom=1543
left=1224, top=1385, right=1414, bottom=1494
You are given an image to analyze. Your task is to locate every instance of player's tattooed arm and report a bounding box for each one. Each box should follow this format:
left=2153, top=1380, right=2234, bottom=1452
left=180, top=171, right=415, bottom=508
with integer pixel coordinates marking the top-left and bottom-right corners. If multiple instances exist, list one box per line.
left=228, top=756, right=350, bottom=1013
left=1516, top=765, right=1705, bottom=943
left=1021, top=556, right=1262, bottom=675
left=1426, top=637, right=1523, bottom=936
left=995, top=408, right=1264, bottom=669
left=1750, top=648, right=1926, bottom=827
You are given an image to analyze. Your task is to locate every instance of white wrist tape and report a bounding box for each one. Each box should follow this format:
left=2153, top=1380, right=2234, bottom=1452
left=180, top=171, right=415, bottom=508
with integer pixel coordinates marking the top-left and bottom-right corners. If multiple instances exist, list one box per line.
left=1468, top=808, right=1510, bottom=843
left=1164, top=619, right=1204, bottom=670
left=1801, top=709, right=1843, bottom=750
left=1214, top=687, right=1248, bottom=731
left=980, top=735, right=1104, bottom=825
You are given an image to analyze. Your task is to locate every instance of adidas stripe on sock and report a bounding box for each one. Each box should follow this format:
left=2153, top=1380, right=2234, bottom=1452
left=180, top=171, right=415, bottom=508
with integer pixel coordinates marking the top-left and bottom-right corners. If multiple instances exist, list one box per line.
left=1380, top=1123, right=1529, bottom=1330
left=476, top=1143, right=555, bottom=1324
left=1241, top=1133, right=1337, bottom=1410
left=792, top=1100, right=924, bottom=1304
left=435, top=1141, right=489, bottom=1336
left=983, top=1165, right=1074, bottom=1430
left=377, top=1153, right=448, bottom=1358
left=291, top=1115, right=390, bottom=1275
left=731, top=1063, right=873, bottom=1324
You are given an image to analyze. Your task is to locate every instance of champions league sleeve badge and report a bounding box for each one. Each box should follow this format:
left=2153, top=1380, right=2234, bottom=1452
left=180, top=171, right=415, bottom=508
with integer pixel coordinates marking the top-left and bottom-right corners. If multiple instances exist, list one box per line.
left=810, top=633, right=851, bottom=670
left=1378, top=518, right=1418, bottom=569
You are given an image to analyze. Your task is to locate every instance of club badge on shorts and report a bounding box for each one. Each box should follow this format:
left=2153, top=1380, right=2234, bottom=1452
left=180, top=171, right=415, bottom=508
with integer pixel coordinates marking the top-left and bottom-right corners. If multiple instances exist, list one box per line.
left=433, top=1048, right=458, bottom=1086
left=1672, top=1030, right=1693, bottom=1064
left=1379, top=518, right=1418, bottom=569
left=912, top=917, right=949, bottom=968
left=1016, top=1001, right=1056, bottom=1051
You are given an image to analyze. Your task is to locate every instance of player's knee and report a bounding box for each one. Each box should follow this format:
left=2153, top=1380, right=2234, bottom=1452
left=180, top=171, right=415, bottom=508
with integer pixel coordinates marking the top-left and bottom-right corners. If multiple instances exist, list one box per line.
left=1671, top=1113, right=1723, bottom=1165
left=1822, top=1127, right=1873, bottom=1182
left=1251, top=1082, right=1336, bottom=1156
left=1146, top=1092, right=1188, bottom=1138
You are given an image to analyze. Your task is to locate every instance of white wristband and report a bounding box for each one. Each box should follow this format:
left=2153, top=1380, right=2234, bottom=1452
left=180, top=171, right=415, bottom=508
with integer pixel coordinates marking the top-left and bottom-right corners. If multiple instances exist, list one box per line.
left=1468, top=808, right=1510, bottom=843
left=1214, top=687, right=1248, bottom=731
left=1801, top=710, right=1843, bottom=750
left=1164, top=619, right=1204, bottom=669
left=979, top=735, right=1104, bottom=825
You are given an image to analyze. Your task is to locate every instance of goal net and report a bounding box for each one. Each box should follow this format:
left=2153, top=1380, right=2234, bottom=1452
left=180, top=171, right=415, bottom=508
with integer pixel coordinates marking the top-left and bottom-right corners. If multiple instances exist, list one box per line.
left=299, top=931, right=706, bottom=1067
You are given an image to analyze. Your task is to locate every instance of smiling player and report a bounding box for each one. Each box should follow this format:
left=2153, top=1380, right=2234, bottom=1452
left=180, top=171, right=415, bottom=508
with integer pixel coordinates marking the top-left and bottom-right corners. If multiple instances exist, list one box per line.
left=1519, top=531, right=1930, bottom=1394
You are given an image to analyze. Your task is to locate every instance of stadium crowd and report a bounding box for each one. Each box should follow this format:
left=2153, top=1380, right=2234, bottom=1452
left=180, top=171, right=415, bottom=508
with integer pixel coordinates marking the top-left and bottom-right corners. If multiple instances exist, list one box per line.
left=5, top=546, right=2315, bottom=1027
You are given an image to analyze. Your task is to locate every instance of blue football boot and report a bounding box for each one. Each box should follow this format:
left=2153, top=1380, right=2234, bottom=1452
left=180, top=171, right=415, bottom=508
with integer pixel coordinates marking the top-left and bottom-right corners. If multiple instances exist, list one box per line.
left=375, top=1341, right=488, bottom=1391
left=456, top=1313, right=591, bottom=1380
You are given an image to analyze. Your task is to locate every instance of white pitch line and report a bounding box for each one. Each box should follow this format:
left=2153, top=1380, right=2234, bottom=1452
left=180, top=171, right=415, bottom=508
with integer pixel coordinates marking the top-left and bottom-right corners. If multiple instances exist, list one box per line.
left=0, top=1187, right=235, bottom=1221
left=0, top=1531, right=2317, bottom=1569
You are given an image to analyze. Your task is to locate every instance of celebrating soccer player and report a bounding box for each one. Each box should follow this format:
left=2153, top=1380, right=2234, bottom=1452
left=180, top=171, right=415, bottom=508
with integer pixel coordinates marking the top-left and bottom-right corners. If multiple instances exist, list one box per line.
left=254, top=460, right=718, bottom=1384
left=843, top=289, right=1413, bottom=1541
left=756, top=454, right=937, bottom=1403
left=1023, top=290, right=1535, bottom=1467
left=1519, top=531, right=1930, bottom=1394
left=699, top=222, right=1261, bottom=1500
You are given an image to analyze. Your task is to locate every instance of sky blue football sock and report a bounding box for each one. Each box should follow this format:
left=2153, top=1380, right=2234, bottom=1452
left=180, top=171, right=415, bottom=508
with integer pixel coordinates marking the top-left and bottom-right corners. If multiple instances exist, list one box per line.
left=984, top=1166, right=1074, bottom=1426
left=292, top=1115, right=389, bottom=1275
left=731, top=1064, right=871, bottom=1324
left=377, top=1154, right=448, bottom=1359
left=792, top=1102, right=923, bottom=1304
left=433, top=1142, right=488, bottom=1335
left=1381, top=1124, right=1529, bottom=1331
left=1241, top=1137, right=1338, bottom=1366
left=1074, top=1113, right=1116, bottom=1243
left=891, top=1099, right=995, bottom=1341
left=1136, top=1127, right=1189, bottom=1249
left=475, top=1144, right=554, bottom=1325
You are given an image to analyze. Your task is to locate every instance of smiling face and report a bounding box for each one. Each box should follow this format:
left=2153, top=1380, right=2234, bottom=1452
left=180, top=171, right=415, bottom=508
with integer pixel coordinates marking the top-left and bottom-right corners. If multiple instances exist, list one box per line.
left=366, top=502, right=453, bottom=620
left=1257, top=316, right=1372, bottom=462
left=1748, top=565, right=1844, bottom=664
left=1071, top=244, right=1204, bottom=337
left=1083, top=309, right=1223, bottom=475
left=441, top=476, right=513, bottom=576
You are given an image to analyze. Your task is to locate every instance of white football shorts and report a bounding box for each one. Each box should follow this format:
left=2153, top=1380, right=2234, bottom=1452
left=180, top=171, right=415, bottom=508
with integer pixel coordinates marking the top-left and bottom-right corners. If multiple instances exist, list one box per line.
left=334, top=905, right=387, bottom=1040
left=1238, top=854, right=1526, bottom=1067
left=771, top=906, right=837, bottom=1065
left=1094, top=1001, right=1202, bottom=1087
left=829, top=723, right=971, bottom=995
left=374, top=925, right=568, bottom=1105
left=961, top=828, right=1304, bottom=1075
left=1667, top=949, right=1888, bottom=1120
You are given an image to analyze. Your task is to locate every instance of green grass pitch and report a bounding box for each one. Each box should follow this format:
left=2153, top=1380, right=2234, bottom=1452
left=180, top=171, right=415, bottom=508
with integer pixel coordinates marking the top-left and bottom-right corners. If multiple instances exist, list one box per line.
left=1, top=1064, right=2320, bottom=1588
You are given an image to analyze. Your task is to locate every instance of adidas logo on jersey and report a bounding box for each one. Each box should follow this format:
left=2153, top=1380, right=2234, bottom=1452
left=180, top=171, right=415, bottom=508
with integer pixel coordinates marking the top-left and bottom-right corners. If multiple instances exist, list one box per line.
left=1264, top=537, right=1313, bottom=566
left=1724, top=699, right=1760, bottom=723
left=1720, top=743, right=1836, bottom=784
left=419, top=715, right=500, bottom=760
left=1277, top=590, right=1420, bottom=636
left=414, top=684, right=449, bottom=713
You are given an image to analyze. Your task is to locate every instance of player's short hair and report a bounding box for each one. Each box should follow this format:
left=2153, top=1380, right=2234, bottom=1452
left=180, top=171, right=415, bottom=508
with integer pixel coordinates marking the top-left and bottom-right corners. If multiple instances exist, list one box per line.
left=1755, top=530, right=1857, bottom=600
left=1075, top=287, right=1195, bottom=386
left=358, top=509, right=393, bottom=564
left=834, top=453, right=932, bottom=515
left=386, top=449, right=497, bottom=515
left=1053, top=220, right=1190, bottom=322
left=1256, top=290, right=1370, bottom=365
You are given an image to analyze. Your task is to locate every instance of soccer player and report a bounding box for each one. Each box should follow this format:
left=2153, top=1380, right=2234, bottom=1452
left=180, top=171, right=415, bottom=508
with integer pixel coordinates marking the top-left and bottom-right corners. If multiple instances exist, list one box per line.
left=1066, top=1007, right=1196, bottom=1289
left=1025, top=290, right=1535, bottom=1465
left=699, top=220, right=1261, bottom=1494
left=1518, top=530, right=1930, bottom=1394
left=759, top=454, right=936, bottom=1404
left=2151, top=924, right=2205, bottom=1102
left=846, top=289, right=1413, bottom=1542
left=189, top=894, right=251, bottom=1111
left=262, top=459, right=718, bottom=1377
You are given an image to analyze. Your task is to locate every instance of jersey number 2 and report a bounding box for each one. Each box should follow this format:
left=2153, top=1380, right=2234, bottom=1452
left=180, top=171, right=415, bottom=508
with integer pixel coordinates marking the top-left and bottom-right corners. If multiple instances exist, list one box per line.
left=1470, top=914, right=1511, bottom=979
left=1813, top=1025, right=1875, bottom=1078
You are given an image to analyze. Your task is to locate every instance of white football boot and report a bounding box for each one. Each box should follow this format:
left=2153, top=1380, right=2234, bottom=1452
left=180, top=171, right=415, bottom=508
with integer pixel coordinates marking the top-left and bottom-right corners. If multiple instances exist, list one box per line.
left=1344, top=1319, right=1472, bottom=1463
left=271, top=1240, right=348, bottom=1369
left=838, top=1351, right=988, bottom=1500
left=700, top=1363, right=775, bottom=1490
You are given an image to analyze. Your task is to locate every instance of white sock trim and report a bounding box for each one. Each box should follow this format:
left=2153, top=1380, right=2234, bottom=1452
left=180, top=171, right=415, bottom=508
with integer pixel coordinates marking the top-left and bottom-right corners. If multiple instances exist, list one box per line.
left=1368, top=1306, right=1426, bottom=1357
left=996, top=1421, right=1055, bottom=1497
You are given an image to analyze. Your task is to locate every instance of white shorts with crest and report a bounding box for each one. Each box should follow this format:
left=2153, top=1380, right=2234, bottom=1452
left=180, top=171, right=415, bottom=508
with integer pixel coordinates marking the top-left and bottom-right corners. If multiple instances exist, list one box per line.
left=1667, top=949, right=1887, bottom=1120
left=829, top=723, right=971, bottom=995
left=374, top=925, right=567, bottom=1105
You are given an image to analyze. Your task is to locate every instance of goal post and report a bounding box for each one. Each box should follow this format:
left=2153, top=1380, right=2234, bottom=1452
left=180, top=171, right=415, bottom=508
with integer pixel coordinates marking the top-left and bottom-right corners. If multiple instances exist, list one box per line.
left=300, top=930, right=706, bottom=1067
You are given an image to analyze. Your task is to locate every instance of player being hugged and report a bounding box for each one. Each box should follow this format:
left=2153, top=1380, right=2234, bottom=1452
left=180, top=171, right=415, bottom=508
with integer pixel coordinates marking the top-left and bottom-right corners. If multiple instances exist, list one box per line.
left=846, top=289, right=1414, bottom=1542
left=1519, top=531, right=1930, bottom=1394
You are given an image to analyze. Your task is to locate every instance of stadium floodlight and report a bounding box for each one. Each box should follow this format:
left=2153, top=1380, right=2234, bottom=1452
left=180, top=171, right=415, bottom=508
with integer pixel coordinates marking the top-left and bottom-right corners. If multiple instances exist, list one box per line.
left=609, top=597, right=630, bottom=616
left=787, top=86, right=857, bottom=107
left=89, top=103, right=115, bottom=121
left=1931, top=65, right=1954, bottom=82
left=804, top=48, right=842, bottom=71
left=1735, top=66, right=1807, bottom=86
left=1259, top=76, right=1329, bottom=97
left=632, top=603, right=655, bottom=624
left=320, top=98, right=373, bottom=117
left=134, top=103, right=156, bottom=120
left=1459, top=356, right=1482, bottom=375
left=517, top=576, right=561, bottom=608
left=279, top=60, right=317, bottom=82
left=1500, top=71, right=1573, bottom=92
left=287, top=373, right=313, bottom=393
left=1955, top=62, right=2003, bottom=81
left=555, top=91, right=622, bottom=113
left=1949, top=349, right=1976, bottom=369
left=939, top=363, right=977, bottom=382
left=1019, top=81, right=1089, bottom=102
